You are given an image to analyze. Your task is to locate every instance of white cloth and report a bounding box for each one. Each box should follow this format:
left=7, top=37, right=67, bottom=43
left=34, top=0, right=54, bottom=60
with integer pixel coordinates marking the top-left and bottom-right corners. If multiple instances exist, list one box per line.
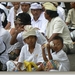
left=0, top=37, right=5, bottom=53
left=0, top=27, right=12, bottom=52
left=60, top=2, right=65, bottom=8
left=66, top=8, right=75, bottom=25
left=22, top=25, right=36, bottom=40
left=0, top=37, right=9, bottom=70
left=18, top=43, right=44, bottom=63
left=7, top=2, right=13, bottom=7
left=0, top=15, right=3, bottom=27
left=57, top=6, right=66, bottom=21
left=0, top=3, right=9, bottom=16
left=31, top=12, right=48, bottom=34
left=7, top=6, right=21, bottom=28
left=30, top=3, right=42, bottom=9
left=46, top=16, right=73, bottom=45
left=51, top=49, right=70, bottom=71
left=43, top=2, right=57, bottom=11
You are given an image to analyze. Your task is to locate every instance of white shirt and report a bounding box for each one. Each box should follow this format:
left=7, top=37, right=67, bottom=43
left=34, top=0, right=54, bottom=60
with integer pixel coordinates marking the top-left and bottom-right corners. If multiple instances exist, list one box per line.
left=57, top=6, right=66, bottom=21
left=18, top=43, right=44, bottom=63
left=7, top=6, right=21, bottom=28
left=0, top=27, right=12, bottom=52
left=46, top=16, right=72, bottom=45
left=52, top=49, right=70, bottom=71
left=31, top=12, right=48, bottom=34
left=0, top=37, right=9, bottom=64
left=66, top=8, right=75, bottom=25
left=0, top=3, right=9, bottom=16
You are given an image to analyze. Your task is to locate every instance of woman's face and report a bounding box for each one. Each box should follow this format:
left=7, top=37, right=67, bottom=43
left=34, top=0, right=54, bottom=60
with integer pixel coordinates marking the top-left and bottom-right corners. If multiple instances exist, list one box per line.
left=44, top=10, right=50, bottom=21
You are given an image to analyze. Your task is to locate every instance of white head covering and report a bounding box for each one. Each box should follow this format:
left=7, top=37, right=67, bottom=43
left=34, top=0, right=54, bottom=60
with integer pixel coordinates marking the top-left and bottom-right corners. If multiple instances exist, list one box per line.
left=1, top=2, right=7, bottom=5
left=22, top=25, right=37, bottom=40
left=20, top=2, right=31, bottom=4
left=7, top=2, right=13, bottom=7
left=43, top=2, right=57, bottom=11
left=0, top=37, right=5, bottom=53
left=30, top=2, right=42, bottom=9
left=0, top=14, right=3, bottom=27
left=51, top=2, right=58, bottom=6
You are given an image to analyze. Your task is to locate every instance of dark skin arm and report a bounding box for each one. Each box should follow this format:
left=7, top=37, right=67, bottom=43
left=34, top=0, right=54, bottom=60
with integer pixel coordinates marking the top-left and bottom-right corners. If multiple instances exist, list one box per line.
left=10, top=29, right=18, bottom=45
left=42, top=48, right=48, bottom=62
left=10, top=25, right=24, bottom=45
left=47, top=33, right=59, bottom=60
left=48, top=33, right=59, bottom=43
left=17, top=62, right=23, bottom=71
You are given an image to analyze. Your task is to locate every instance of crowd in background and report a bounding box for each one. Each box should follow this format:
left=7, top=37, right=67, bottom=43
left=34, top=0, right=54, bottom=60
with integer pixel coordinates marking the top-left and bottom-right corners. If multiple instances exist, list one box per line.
left=0, top=2, right=75, bottom=71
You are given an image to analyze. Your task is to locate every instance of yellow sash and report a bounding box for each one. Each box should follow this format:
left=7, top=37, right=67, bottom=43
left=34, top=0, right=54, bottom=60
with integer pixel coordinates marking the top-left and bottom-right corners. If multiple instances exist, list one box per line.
left=24, top=60, right=38, bottom=71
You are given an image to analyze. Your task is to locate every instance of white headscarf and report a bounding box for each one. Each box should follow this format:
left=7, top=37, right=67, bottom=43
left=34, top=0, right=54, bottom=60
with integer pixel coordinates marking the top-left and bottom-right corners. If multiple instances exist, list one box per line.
left=22, top=25, right=37, bottom=40
left=0, top=37, right=5, bottom=53
left=0, top=14, right=3, bottom=27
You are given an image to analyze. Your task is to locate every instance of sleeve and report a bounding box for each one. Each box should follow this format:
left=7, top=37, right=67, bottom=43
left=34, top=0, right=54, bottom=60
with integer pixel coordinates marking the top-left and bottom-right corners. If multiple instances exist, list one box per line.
left=53, top=20, right=64, bottom=33
left=52, top=51, right=67, bottom=62
left=37, top=45, right=44, bottom=63
left=65, top=9, right=71, bottom=23
left=18, top=46, right=25, bottom=63
left=36, top=31, right=48, bottom=45
left=17, top=33, right=23, bottom=43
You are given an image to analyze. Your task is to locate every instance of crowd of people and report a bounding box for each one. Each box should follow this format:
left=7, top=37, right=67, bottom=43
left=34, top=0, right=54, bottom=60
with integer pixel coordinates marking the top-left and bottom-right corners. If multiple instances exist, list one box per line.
left=0, top=2, right=75, bottom=71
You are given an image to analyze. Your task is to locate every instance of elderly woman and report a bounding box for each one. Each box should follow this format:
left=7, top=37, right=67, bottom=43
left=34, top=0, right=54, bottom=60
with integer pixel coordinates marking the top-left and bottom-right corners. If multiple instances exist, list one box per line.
left=43, top=2, right=74, bottom=54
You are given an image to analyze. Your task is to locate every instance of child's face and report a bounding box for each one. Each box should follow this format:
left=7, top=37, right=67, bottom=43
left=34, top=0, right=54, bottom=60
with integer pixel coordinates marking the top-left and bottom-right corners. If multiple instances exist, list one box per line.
left=24, top=36, right=37, bottom=46
left=52, top=39, right=63, bottom=52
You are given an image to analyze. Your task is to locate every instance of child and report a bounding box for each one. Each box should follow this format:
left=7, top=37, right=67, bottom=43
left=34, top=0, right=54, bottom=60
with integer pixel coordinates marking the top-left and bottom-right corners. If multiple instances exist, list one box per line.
left=17, top=25, right=44, bottom=71
left=37, top=36, right=70, bottom=71
left=6, top=25, right=44, bottom=71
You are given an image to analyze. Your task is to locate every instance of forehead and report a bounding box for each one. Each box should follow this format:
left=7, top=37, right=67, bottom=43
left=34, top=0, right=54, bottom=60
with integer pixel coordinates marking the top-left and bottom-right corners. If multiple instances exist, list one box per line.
left=53, top=39, right=61, bottom=43
left=31, top=9, right=41, bottom=11
left=12, top=2, right=20, bottom=5
left=21, top=3, right=30, bottom=5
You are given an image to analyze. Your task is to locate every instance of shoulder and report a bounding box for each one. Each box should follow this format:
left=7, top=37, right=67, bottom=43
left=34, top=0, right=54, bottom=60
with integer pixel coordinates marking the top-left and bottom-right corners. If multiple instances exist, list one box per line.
left=21, top=44, right=28, bottom=52
left=68, top=8, right=74, bottom=13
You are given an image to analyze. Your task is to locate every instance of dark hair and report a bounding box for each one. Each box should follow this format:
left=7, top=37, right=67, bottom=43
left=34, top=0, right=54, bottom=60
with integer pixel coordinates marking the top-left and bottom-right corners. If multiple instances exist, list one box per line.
left=45, top=10, right=59, bottom=18
left=58, top=2, right=61, bottom=5
left=52, top=36, right=63, bottom=45
left=0, top=61, right=3, bottom=71
left=16, top=12, right=31, bottom=25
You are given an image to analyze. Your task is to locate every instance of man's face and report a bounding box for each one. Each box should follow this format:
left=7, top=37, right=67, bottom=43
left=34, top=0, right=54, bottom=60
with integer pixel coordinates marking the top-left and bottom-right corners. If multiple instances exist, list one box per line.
left=21, top=3, right=30, bottom=12
left=70, top=2, right=75, bottom=8
left=12, top=2, right=20, bottom=10
left=31, top=9, right=42, bottom=20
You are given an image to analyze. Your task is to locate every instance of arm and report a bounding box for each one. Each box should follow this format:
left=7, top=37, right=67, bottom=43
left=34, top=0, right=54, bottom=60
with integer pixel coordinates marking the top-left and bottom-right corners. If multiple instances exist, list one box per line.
left=17, top=62, right=22, bottom=71
left=42, top=48, right=48, bottom=62
left=10, top=25, right=24, bottom=45
left=10, top=30, right=18, bottom=45
left=48, top=33, right=59, bottom=43
left=5, top=22, right=11, bottom=29
left=47, top=43, right=52, bottom=60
